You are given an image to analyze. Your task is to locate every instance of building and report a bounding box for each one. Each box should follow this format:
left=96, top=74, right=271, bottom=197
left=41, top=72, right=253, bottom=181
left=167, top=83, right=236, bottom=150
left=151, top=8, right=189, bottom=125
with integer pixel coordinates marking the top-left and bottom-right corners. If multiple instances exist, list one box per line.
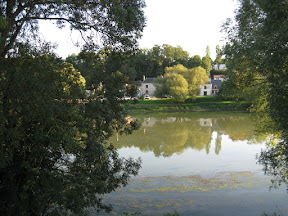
left=139, top=77, right=157, bottom=97
left=200, top=77, right=225, bottom=96
left=211, top=79, right=223, bottom=95
left=213, top=64, right=227, bottom=71
left=213, top=75, right=227, bottom=81
left=199, top=81, right=212, bottom=96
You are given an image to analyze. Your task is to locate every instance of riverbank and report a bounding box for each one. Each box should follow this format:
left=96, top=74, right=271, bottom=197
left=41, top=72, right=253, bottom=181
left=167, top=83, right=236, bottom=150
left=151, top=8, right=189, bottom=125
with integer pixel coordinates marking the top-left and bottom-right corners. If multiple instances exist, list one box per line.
left=122, top=96, right=250, bottom=113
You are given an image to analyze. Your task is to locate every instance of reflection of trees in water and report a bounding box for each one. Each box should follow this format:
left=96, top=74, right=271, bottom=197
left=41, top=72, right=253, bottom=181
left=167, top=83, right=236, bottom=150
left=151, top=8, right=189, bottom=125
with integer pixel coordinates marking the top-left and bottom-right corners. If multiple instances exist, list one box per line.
left=213, top=116, right=254, bottom=141
left=111, top=114, right=262, bottom=157
left=215, top=133, right=222, bottom=155
left=258, top=138, right=288, bottom=190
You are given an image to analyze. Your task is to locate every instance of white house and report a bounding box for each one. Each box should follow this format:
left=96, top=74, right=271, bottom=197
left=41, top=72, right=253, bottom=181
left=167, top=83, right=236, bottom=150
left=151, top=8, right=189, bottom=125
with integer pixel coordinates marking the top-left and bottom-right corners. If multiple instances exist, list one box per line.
left=140, top=77, right=157, bottom=97
left=199, top=82, right=212, bottom=96
left=199, top=78, right=225, bottom=96
left=213, top=75, right=227, bottom=81
left=213, top=64, right=227, bottom=71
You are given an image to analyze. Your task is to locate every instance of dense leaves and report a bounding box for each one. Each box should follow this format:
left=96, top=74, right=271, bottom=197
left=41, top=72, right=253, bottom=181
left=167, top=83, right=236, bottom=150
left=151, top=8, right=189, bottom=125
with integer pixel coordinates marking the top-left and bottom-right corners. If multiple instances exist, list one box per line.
left=0, top=0, right=146, bottom=57
left=0, top=55, right=141, bottom=215
left=0, top=1, right=146, bottom=215
left=153, top=64, right=209, bottom=102
left=221, top=0, right=288, bottom=190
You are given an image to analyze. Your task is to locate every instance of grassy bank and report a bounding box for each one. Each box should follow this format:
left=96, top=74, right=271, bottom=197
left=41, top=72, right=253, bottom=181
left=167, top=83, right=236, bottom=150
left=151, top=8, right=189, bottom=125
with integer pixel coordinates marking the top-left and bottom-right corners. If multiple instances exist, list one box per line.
left=122, top=96, right=251, bottom=113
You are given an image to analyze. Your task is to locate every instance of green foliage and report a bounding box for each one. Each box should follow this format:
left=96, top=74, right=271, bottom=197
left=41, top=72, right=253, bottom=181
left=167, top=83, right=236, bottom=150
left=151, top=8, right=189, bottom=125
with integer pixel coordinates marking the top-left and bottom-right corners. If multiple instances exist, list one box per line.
left=214, top=45, right=223, bottom=65
left=66, top=48, right=136, bottom=88
left=186, top=66, right=210, bottom=99
left=163, top=211, right=180, bottom=216
left=0, top=0, right=146, bottom=57
left=1, top=1, right=146, bottom=215
left=0, top=55, right=141, bottom=215
left=223, top=0, right=288, bottom=192
left=132, top=44, right=192, bottom=80
left=188, top=55, right=202, bottom=68
left=201, top=56, right=213, bottom=75
left=125, top=84, right=139, bottom=98
left=153, top=76, right=170, bottom=98
left=166, top=73, right=189, bottom=103
left=164, top=64, right=209, bottom=100
left=124, top=96, right=250, bottom=113
left=200, top=45, right=213, bottom=75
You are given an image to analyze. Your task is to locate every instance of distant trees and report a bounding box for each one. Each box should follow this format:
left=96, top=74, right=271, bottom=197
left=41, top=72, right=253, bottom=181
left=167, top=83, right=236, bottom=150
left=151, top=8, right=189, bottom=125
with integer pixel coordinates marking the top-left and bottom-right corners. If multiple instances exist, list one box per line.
left=215, top=45, right=223, bottom=67
left=153, top=64, right=209, bottom=102
left=67, top=44, right=220, bottom=85
left=188, top=55, right=202, bottom=68
left=201, top=46, right=213, bottom=75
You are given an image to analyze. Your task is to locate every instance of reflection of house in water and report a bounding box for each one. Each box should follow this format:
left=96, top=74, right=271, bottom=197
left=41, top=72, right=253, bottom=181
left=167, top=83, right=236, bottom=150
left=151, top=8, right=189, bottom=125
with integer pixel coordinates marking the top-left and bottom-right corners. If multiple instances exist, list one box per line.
left=198, top=118, right=213, bottom=127
left=142, top=117, right=190, bottom=127
left=160, top=117, right=178, bottom=123
left=142, top=118, right=157, bottom=127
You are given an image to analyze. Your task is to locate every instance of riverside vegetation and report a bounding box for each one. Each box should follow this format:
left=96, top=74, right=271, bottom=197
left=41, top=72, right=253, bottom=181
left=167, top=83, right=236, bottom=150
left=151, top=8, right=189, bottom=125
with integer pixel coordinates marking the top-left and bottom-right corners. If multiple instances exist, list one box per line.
left=122, top=96, right=250, bottom=113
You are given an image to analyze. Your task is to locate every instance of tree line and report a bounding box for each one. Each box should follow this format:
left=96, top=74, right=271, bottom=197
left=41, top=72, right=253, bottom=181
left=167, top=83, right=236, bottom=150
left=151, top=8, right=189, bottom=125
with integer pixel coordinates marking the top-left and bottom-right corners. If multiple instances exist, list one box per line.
left=66, top=44, right=225, bottom=88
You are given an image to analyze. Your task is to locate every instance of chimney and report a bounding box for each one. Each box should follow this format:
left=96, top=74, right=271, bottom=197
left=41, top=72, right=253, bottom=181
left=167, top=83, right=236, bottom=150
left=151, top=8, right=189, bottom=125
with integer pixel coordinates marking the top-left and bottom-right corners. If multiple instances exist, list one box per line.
left=143, top=75, right=146, bottom=81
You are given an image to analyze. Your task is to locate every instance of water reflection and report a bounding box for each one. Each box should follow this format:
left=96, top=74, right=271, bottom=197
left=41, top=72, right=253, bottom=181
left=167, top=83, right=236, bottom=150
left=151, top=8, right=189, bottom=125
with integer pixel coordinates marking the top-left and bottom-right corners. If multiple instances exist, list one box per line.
left=258, top=138, right=288, bottom=191
left=111, top=112, right=265, bottom=157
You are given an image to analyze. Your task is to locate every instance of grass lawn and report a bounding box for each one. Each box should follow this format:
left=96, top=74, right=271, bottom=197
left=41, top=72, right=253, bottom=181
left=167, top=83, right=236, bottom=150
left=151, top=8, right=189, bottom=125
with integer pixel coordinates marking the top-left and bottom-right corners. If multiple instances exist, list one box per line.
left=122, top=96, right=250, bottom=113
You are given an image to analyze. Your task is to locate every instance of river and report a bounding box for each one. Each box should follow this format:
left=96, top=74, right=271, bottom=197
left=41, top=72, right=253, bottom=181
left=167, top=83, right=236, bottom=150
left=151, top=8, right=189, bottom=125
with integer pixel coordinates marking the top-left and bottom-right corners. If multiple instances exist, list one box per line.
left=96, top=112, right=288, bottom=216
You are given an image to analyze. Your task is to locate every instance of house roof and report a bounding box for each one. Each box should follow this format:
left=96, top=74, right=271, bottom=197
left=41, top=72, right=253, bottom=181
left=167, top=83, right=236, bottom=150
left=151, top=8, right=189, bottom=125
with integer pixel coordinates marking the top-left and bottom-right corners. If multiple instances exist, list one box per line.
left=142, top=78, right=156, bottom=83
left=214, top=75, right=226, bottom=78
left=211, top=80, right=223, bottom=89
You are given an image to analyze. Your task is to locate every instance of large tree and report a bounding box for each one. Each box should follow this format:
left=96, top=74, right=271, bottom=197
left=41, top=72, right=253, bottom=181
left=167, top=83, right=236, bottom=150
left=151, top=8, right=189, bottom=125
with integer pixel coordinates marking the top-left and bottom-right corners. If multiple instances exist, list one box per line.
left=153, top=72, right=188, bottom=102
left=223, top=0, right=288, bottom=133
left=165, top=64, right=209, bottom=99
left=222, top=0, right=288, bottom=189
left=0, top=1, right=145, bottom=215
left=0, top=52, right=141, bottom=216
left=0, top=0, right=146, bottom=57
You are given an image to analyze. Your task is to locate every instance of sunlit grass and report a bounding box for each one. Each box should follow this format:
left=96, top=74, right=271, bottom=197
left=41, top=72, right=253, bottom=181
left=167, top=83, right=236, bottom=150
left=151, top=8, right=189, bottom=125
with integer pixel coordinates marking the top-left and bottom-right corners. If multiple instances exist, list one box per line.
left=123, top=96, right=251, bottom=112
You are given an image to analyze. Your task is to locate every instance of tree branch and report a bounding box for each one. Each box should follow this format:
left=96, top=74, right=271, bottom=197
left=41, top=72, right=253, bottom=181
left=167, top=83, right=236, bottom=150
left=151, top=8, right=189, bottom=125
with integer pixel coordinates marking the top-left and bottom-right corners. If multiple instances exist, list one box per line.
left=1, top=20, right=25, bottom=57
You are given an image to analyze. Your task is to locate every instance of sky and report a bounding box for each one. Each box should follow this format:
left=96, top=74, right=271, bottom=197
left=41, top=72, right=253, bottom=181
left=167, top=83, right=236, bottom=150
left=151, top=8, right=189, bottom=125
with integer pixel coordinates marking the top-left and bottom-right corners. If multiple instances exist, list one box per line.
left=39, top=0, right=238, bottom=60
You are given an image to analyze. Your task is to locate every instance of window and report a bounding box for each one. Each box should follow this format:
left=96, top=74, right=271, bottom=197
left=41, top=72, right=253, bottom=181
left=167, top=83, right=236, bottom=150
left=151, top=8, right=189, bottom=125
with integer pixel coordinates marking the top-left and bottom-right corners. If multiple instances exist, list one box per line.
left=204, top=86, right=207, bottom=89
left=146, top=84, right=148, bottom=88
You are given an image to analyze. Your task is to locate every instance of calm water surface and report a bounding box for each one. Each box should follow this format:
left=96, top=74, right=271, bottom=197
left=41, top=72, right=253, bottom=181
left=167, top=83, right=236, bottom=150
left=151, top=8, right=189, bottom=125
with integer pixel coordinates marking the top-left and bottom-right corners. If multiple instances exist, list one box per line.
left=100, top=112, right=288, bottom=216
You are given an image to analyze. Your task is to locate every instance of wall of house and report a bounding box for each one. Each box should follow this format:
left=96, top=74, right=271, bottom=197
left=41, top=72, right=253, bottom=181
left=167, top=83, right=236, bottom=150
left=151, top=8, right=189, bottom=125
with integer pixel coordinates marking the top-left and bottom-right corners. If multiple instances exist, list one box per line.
left=199, top=83, right=212, bottom=96
left=140, top=82, right=156, bottom=97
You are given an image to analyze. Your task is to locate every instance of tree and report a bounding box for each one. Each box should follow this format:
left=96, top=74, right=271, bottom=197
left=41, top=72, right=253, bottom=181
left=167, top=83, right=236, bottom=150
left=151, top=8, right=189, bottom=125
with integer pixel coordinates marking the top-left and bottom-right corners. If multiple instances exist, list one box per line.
left=67, top=47, right=138, bottom=88
left=201, top=46, right=213, bottom=75
left=166, top=73, right=189, bottom=102
left=186, top=66, right=210, bottom=99
left=0, top=0, right=146, bottom=57
left=0, top=53, right=141, bottom=216
left=165, top=64, right=209, bottom=99
left=215, top=45, right=223, bottom=68
left=188, top=55, right=202, bottom=68
left=223, top=0, right=288, bottom=133
left=153, top=76, right=170, bottom=98
left=0, top=1, right=145, bottom=215
left=222, top=0, right=288, bottom=190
